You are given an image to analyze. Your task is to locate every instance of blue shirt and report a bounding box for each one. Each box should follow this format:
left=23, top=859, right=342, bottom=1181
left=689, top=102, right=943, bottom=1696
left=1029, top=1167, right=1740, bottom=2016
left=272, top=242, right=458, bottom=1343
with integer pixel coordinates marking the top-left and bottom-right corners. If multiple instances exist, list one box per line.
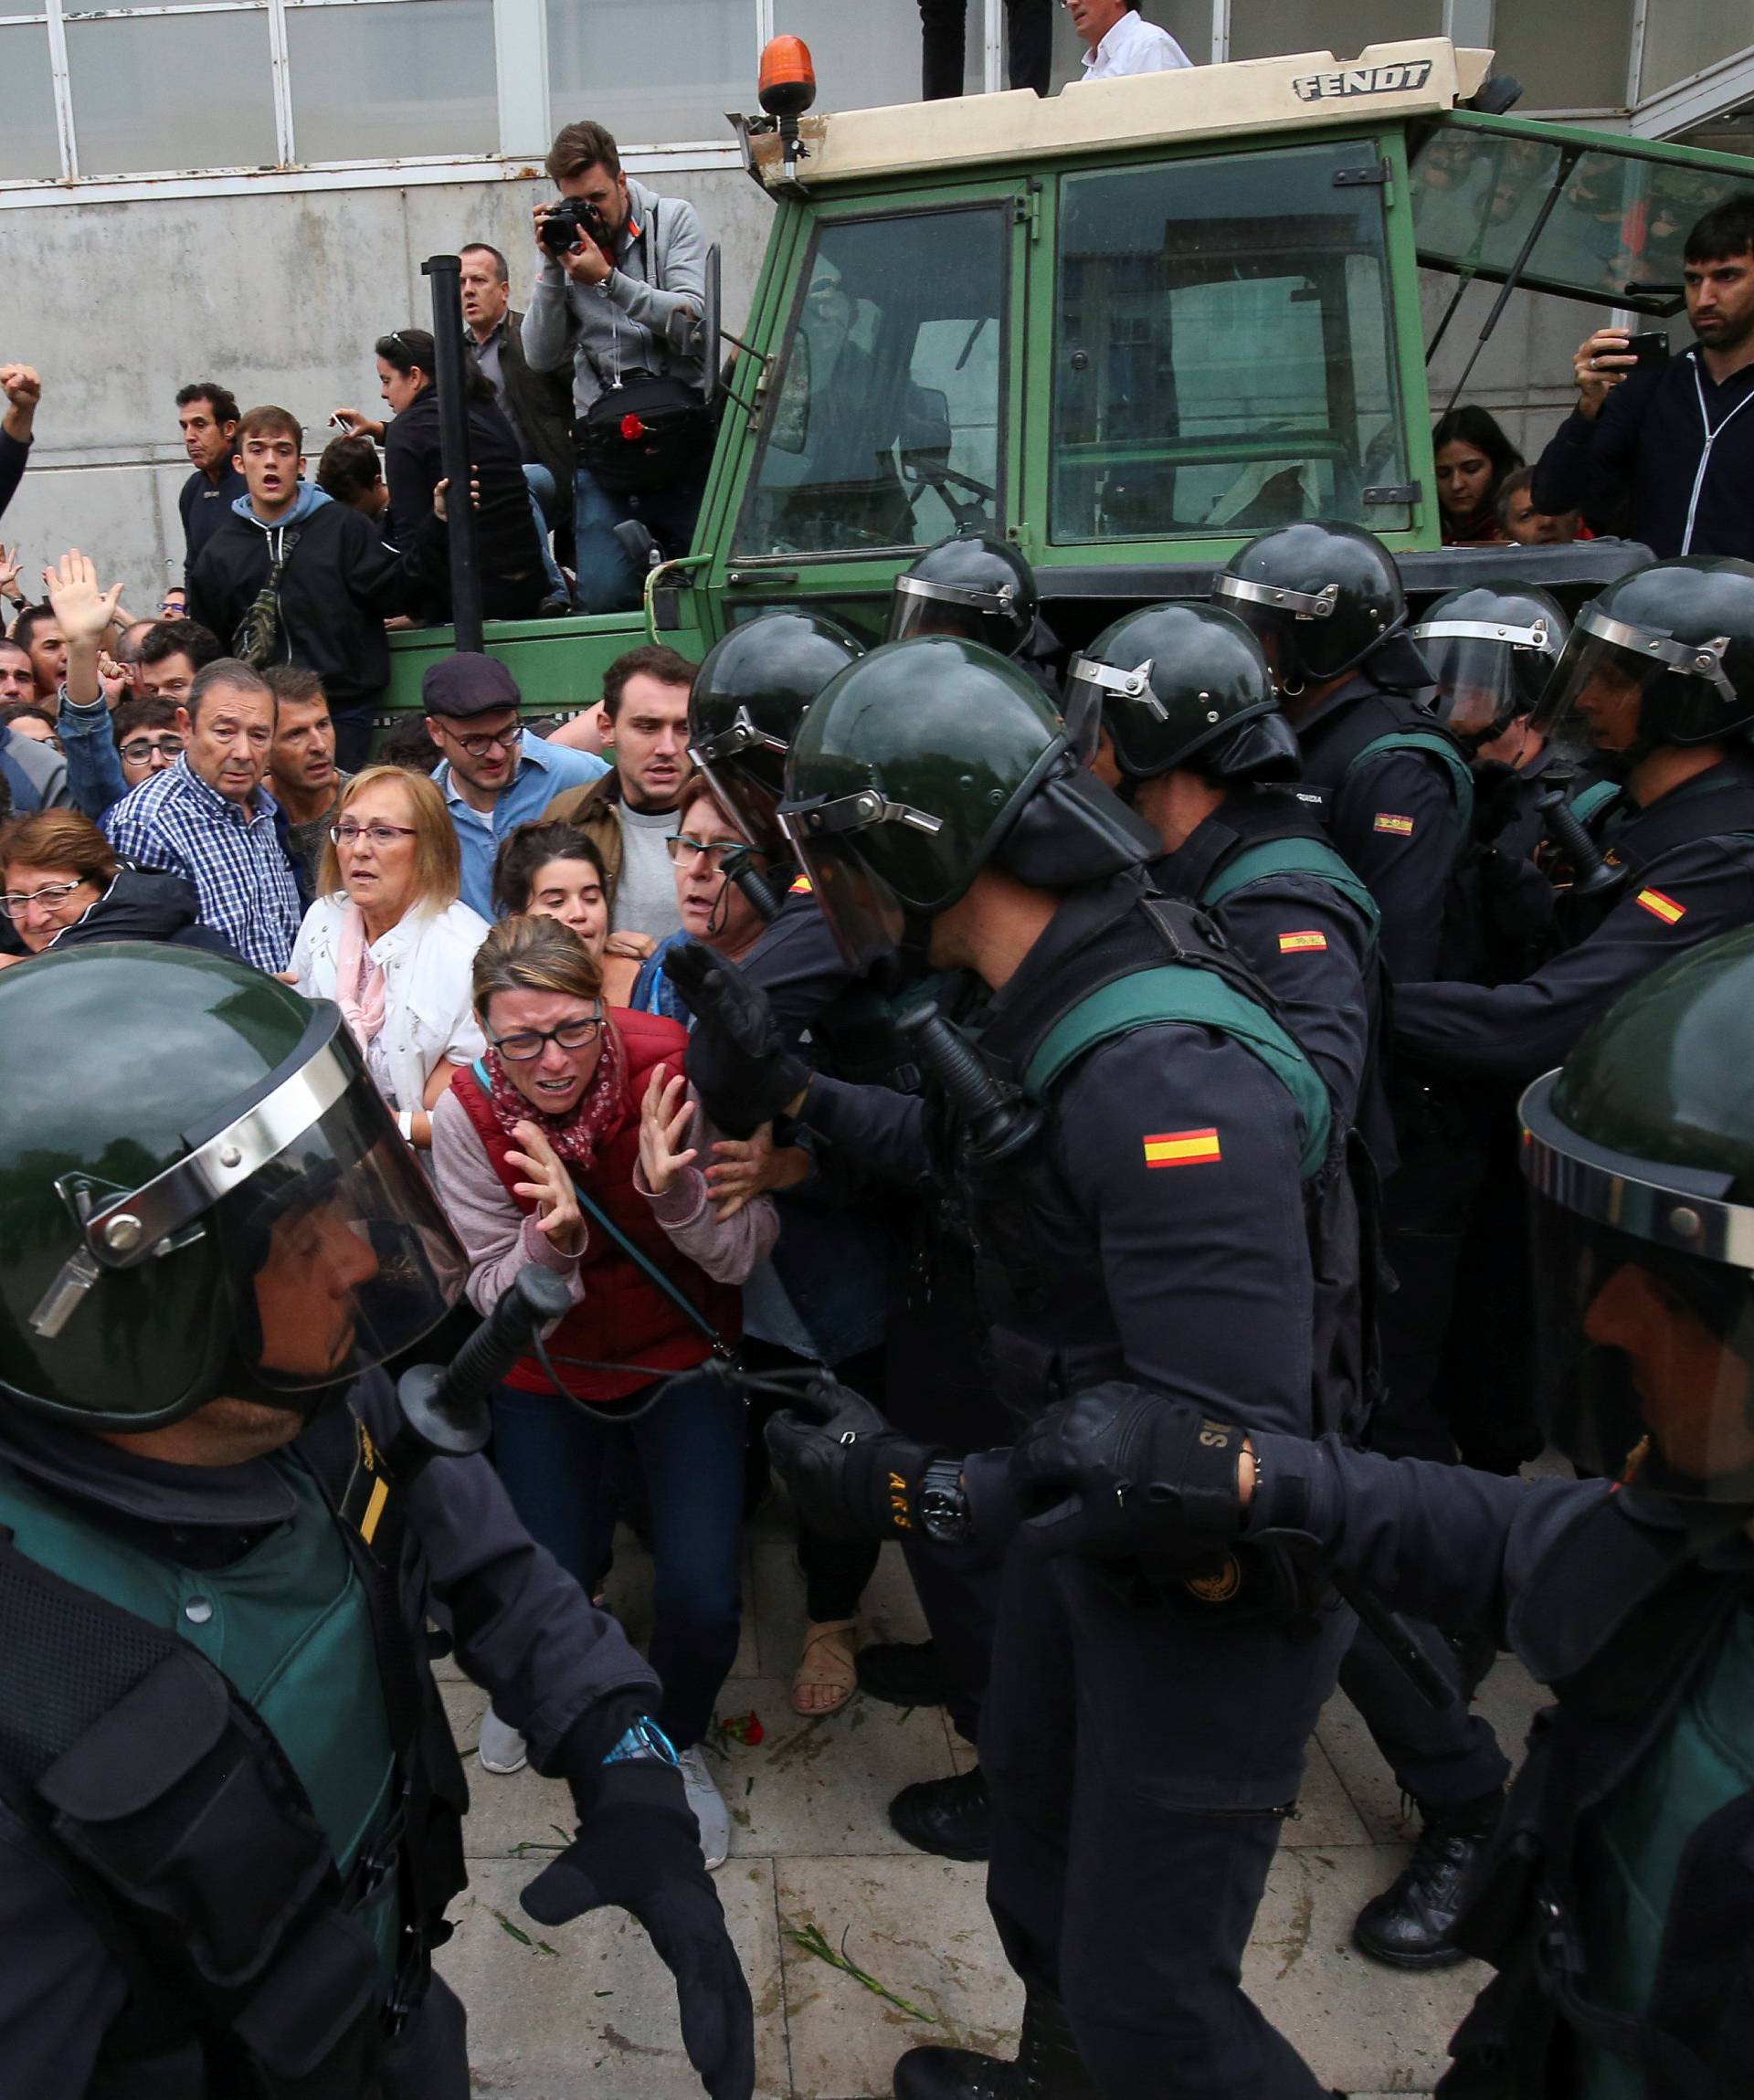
left=102, top=753, right=301, bottom=972
left=436, top=729, right=610, bottom=918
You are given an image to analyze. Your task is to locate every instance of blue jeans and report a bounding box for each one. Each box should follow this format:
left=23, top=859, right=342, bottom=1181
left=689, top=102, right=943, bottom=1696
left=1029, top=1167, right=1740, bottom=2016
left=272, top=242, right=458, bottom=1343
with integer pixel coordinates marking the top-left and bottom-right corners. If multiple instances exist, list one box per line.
left=489, top=1375, right=745, bottom=1748
left=571, top=461, right=706, bottom=614
left=521, top=464, right=570, bottom=605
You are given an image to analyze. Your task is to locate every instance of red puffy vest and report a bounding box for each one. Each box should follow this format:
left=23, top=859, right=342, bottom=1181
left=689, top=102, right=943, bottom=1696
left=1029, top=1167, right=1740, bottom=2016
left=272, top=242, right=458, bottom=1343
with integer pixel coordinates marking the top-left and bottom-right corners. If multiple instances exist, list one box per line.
left=449, top=1008, right=741, bottom=1402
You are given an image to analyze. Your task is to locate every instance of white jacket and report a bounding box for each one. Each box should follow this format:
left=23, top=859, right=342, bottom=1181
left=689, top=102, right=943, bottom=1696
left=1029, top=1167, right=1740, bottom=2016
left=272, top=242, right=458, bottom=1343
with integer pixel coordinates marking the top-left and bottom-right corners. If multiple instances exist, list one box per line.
left=291, top=893, right=489, bottom=1113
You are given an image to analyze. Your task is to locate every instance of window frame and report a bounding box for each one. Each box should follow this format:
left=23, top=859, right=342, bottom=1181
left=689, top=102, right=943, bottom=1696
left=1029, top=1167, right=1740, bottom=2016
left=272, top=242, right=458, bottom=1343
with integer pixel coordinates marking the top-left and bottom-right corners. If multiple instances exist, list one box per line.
left=1024, top=124, right=1435, bottom=564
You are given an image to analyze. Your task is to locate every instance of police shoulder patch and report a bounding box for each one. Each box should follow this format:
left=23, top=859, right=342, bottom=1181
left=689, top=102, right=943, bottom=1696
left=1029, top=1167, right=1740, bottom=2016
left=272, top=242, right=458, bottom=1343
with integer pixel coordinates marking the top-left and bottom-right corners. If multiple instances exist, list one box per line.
left=1277, top=930, right=1328, bottom=954
left=1372, top=812, right=1415, bottom=837
left=1143, top=1127, right=1221, bottom=1168
left=1634, top=886, right=1685, bottom=925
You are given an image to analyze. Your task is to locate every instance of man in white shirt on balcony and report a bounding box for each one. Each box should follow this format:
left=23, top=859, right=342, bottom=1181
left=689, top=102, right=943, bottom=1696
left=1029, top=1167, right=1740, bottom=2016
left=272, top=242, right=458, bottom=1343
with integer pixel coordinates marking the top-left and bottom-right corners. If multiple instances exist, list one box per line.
left=1069, top=0, right=1192, bottom=80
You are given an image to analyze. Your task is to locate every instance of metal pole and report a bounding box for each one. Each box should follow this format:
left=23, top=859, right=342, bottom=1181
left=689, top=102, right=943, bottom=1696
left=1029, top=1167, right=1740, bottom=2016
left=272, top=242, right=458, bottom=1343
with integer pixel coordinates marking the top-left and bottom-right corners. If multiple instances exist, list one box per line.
left=421, top=253, right=484, bottom=654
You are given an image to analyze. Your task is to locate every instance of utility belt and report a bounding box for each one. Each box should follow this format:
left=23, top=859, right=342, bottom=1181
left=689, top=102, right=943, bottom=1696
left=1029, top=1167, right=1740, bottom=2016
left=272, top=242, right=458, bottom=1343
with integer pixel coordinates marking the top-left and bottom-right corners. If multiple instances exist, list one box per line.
left=575, top=367, right=714, bottom=495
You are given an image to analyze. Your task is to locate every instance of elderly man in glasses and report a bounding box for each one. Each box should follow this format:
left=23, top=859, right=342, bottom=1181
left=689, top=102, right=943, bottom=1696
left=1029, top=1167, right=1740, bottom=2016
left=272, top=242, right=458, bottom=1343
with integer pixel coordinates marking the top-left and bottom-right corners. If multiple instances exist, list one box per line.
left=423, top=650, right=609, bottom=919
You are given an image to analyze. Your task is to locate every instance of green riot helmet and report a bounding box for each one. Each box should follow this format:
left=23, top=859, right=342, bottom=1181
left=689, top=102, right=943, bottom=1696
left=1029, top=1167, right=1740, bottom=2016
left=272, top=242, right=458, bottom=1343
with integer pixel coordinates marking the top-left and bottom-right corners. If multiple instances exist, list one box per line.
left=0, top=945, right=466, bottom=1433
left=689, top=610, right=864, bottom=850
left=1520, top=927, right=1754, bottom=1506
left=1212, top=521, right=1411, bottom=691
left=1065, top=602, right=1298, bottom=785
left=887, top=533, right=1038, bottom=654
left=1411, top=584, right=1569, bottom=748
left=1530, top=557, right=1754, bottom=778
left=779, top=637, right=1157, bottom=976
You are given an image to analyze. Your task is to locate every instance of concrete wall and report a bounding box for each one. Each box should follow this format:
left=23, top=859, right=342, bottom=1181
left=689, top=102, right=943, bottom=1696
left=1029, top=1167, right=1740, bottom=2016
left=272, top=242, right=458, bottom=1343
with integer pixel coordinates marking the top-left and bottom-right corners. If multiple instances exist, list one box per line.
left=1, top=163, right=1622, bottom=613
left=0, top=168, right=776, bottom=613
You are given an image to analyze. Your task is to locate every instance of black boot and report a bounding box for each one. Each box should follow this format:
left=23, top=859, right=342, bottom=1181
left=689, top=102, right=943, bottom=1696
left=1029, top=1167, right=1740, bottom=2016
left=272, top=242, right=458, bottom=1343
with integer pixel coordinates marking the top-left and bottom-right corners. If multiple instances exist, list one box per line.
left=858, top=1638, right=945, bottom=1707
left=894, top=1991, right=1099, bottom=2097
left=1352, top=1790, right=1504, bottom=1969
left=888, top=1765, right=991, bottom=1861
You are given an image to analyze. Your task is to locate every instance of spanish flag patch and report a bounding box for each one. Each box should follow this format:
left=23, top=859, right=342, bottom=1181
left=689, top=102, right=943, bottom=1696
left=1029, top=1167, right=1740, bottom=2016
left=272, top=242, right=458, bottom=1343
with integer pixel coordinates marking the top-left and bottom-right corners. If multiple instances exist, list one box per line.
left=788, top=872, right=813, bottom=894
left=1635, top=886, right=1685, bottom=924
left=1143, top=1127, right=1222, bottom=1168
left=1373, top=812, right=1415, bottom=837
left=1278, top=930, right=1328, bottom=954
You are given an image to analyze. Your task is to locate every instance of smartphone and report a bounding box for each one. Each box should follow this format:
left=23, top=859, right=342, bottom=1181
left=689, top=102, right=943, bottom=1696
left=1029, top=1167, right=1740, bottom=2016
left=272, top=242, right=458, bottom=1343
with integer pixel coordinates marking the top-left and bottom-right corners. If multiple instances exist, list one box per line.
left=1623, top=331, right=1670, bottom=373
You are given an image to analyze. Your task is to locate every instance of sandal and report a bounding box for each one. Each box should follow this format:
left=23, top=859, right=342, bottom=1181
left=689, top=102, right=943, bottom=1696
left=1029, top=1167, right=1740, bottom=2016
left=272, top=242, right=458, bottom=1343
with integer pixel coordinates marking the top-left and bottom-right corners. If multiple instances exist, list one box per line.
left=791, top=1619, right=859, bottom=1716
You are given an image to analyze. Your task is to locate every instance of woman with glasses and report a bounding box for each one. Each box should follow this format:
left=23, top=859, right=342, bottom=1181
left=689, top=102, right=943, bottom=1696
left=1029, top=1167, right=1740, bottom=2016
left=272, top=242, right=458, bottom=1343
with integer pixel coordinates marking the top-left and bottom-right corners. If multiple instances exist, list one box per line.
left=288, top=765, right=489, bottom=1148
left=0, top=807, right=239, bottom=961
left=430, top=913, right=777, bottom=1868
left=627, top=775, right=769, bottom=1018
left=491, top=816, right=652, bottom=1004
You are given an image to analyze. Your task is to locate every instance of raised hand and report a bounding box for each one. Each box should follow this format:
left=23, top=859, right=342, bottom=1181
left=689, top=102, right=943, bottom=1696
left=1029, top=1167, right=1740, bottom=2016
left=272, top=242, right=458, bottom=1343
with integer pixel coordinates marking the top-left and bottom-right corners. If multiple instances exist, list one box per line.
left=43, top=549, right=123, bottom=649
left=506, top=1118, right=586, bottom=1254
left=638, top=1064, right=698, bottom=1196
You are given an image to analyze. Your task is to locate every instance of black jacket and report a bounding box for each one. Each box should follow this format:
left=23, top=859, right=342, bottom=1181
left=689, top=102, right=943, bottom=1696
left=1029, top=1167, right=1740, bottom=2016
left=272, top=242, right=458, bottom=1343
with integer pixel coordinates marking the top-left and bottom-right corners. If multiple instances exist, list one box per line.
left=186, top=497, right=405, bottom=722
left=382, top=390, right=545, bottom=623
left=480, top=309, right=576, bottom=502
left=0, top=865, right=244, bottom=962
left=177, top=464, right=248, bottom=574
left=1530, top=345, right=1754, bottom=560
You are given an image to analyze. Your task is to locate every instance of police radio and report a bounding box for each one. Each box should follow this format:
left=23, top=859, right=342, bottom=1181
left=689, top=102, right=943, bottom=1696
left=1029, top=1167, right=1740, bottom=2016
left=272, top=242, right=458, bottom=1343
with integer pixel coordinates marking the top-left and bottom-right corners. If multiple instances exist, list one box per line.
left=899, top=1002, right=1042, bottom=1165
left=1535, top=768, right=1624, bottom=901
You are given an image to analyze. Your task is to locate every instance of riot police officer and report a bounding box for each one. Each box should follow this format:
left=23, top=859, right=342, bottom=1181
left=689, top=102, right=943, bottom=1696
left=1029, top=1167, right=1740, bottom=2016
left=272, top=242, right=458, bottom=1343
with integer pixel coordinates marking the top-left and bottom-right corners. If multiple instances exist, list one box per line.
left=757, top=636, right=1358, bottom=2098
left=0, top=947, right=753, bottom=2099
left=1010, top=926, right=1754, bottom=2098
left=889, top=532, right=1064, bottom=695
left=1395, top=556, right=1754, bottom=1088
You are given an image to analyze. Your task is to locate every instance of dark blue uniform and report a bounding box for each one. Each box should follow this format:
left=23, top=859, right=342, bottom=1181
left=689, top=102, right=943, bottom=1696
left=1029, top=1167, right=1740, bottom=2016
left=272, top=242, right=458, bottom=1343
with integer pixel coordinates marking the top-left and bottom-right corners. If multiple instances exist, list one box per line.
left=837, top=875, right=1352, bottom=2098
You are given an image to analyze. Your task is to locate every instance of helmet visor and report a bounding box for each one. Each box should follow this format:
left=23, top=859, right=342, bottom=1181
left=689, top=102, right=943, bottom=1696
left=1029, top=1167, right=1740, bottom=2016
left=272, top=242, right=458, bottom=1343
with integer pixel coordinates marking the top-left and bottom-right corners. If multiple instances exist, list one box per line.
left=784, top=822, right=912, bottom=976
left=692, top=752, right=777, bottom=852
left=1533, top=607, right=1737, bottom=763
left=215, top=1073, right=466, bottom=1395
left=1413, top=620, right=1557, bottom=744
left=887, top=576, right=1022, bottom=651
left=1530, top=1195, right=1754, bottom=1503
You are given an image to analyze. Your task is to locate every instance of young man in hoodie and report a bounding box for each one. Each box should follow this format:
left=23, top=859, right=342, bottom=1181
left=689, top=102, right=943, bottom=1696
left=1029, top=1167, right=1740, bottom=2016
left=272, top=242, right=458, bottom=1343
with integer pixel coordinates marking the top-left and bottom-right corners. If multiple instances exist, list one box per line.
left=521, top=121, right=710, bottom=615
left=185, top=406, right=406, bottom=771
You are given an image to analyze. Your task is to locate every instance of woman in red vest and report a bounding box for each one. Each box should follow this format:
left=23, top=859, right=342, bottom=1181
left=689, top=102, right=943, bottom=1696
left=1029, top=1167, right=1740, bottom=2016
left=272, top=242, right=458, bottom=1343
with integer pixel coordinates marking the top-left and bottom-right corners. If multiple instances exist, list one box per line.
left=430, top=913, right=777, bottom=1866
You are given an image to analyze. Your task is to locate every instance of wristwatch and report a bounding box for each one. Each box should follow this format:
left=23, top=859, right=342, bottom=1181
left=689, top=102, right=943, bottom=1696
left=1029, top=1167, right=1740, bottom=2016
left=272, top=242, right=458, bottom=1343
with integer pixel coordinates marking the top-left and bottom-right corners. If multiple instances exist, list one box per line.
left=917, top=1456, right=970, bottom=1546
left=602, top=1715, right=680, bottom=1768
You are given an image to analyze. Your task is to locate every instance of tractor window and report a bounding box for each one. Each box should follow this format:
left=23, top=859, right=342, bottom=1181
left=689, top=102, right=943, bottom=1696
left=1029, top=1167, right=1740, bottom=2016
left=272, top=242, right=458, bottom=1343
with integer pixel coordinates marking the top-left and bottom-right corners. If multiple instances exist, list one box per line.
left=1051, top=140, right=1411, bottom=543
left=734, top=205, right=1007, bottom=559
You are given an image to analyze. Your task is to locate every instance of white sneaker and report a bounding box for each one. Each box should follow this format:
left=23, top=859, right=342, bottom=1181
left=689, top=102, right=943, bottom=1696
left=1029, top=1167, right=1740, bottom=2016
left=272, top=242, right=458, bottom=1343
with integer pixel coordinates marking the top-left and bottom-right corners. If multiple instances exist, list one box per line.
left=678, top=1746, right=730, bottom=1871
left=478, top=1707, right=528, bottom=1776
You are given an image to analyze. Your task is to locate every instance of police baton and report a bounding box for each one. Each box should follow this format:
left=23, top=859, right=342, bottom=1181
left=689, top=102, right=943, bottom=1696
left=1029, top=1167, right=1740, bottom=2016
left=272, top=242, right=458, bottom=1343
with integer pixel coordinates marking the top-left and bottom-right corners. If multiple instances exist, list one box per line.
left=1327, top=1567, right=1459, bottom=1710
left=385, top=1263, right=573, bottom=1483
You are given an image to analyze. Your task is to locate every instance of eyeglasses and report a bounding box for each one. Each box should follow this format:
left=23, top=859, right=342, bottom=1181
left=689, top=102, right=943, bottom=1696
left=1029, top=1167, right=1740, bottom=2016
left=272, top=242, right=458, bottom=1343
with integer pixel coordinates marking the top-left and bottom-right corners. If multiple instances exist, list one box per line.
left=441, top=723, right=521, bottom=759
left=489, top=1012, right=605, bottom=1061
left=331, top=821, right=417, bottom=848
left=665, top=834, right=744, bottom=869
left=0, top=880, right=84, bottom=919
left=119, top=735, right=185, bottom=763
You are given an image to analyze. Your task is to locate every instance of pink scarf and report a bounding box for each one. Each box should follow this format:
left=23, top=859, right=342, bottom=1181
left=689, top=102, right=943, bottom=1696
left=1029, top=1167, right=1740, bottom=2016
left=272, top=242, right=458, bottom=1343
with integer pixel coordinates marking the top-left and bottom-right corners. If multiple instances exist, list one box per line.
left=335, top=903, right=387, bottom=1054
left=477, top=1021, right=629, bottom=1171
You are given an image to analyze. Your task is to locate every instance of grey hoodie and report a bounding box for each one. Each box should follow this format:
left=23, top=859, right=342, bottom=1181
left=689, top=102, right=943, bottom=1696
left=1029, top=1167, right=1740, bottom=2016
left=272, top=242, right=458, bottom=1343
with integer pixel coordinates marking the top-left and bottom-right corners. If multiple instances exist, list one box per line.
left=520, top=175, right=708, bottom=418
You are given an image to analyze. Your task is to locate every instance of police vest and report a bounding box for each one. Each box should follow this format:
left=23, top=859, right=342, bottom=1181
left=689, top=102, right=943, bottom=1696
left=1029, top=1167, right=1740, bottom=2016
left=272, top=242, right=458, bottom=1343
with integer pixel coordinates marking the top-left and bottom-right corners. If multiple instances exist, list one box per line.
left=0, top=1414, right=465, bottom=2098
left=947, top=885, right=1353, bottom=1430
left=1442, top=1493, right=1754, bottom=2100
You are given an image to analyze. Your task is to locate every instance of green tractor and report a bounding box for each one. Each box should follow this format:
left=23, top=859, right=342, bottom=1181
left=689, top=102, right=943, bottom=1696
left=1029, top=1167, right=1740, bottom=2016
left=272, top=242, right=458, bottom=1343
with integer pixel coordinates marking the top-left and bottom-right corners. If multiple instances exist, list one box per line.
left=384, top=33, right=1754, bottom=722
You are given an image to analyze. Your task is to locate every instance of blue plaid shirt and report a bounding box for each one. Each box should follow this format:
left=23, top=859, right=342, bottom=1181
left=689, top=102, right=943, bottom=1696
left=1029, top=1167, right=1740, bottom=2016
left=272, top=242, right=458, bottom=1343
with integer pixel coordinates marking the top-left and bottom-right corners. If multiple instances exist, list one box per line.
left=102, top=755, right=302, bottom=972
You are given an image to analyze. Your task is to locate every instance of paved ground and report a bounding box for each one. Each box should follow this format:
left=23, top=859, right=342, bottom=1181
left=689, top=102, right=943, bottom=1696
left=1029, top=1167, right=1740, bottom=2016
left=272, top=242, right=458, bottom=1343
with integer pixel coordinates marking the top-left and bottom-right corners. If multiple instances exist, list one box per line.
left=435, top=1510, right=1546, bottom=2098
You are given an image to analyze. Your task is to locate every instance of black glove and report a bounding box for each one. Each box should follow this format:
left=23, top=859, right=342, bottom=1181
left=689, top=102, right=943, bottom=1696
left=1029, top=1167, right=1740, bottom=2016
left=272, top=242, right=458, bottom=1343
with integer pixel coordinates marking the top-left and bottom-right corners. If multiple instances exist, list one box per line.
left=764, top=1377, right=939, bottom=1540
left=1009, top=1382, right=1247, bottom=1563
left=662, top=941, right=808, bottom=1138
left=522, top=1762, right=755, bottom=2100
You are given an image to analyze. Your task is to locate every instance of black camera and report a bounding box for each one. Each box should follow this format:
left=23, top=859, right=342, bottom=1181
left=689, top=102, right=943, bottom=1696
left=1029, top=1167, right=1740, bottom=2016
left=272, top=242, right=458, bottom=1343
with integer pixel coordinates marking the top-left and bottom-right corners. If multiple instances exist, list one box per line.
left=538, top=198, right=611, bottom=257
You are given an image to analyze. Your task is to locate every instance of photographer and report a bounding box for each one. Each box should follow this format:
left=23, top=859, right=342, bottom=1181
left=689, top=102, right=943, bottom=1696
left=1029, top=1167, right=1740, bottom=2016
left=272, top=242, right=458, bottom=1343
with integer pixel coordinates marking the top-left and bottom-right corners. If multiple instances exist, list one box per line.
left=522, top=122, right=711, bottom=615
left=1530, top=193, right=1754, bottom=557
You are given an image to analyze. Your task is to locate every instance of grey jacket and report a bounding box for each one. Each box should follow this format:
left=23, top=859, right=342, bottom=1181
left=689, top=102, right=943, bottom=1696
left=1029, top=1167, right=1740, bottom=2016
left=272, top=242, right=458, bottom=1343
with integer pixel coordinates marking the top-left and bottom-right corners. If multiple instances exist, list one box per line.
left=520, top=176, right=708, bottom=418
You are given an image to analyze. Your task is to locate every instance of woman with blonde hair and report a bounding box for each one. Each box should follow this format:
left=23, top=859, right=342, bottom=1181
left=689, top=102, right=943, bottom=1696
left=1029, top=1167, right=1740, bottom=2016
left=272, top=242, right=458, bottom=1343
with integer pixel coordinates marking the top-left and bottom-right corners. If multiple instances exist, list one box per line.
left=429, top=913, right=777, bottom=1867
left=290, top=763, right=488, bottom=1147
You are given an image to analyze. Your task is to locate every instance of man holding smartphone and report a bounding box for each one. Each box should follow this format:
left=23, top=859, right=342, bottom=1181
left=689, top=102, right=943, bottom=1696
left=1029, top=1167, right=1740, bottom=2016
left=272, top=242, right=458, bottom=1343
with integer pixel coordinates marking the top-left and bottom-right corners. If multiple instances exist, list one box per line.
left=1531, top=193, right=1754, bottom=557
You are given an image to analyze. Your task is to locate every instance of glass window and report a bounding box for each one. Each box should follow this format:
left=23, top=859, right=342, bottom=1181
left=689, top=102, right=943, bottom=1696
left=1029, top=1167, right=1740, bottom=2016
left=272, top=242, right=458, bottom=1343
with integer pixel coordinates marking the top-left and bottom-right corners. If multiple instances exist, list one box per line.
left=1493, top=0, right=1633, bottom=113
left=1412, top=124, right=1750, bottom=311
left=1641, top=6, right=1754, bottom=100
left=1051, top=140, right=1411, bottom=544
left=778, top=0, right=980, bottom=107
left=735, top=205, right=1008, bottom=558
left=0, top=24, right=60, bottom=181
left=288, top=0, right=496, bottom=162
left=546, top=0, right=749, bottom=146
left=66, top=9, right=277, bottom=176
left=1227, top=0, right=1440, bottom=66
